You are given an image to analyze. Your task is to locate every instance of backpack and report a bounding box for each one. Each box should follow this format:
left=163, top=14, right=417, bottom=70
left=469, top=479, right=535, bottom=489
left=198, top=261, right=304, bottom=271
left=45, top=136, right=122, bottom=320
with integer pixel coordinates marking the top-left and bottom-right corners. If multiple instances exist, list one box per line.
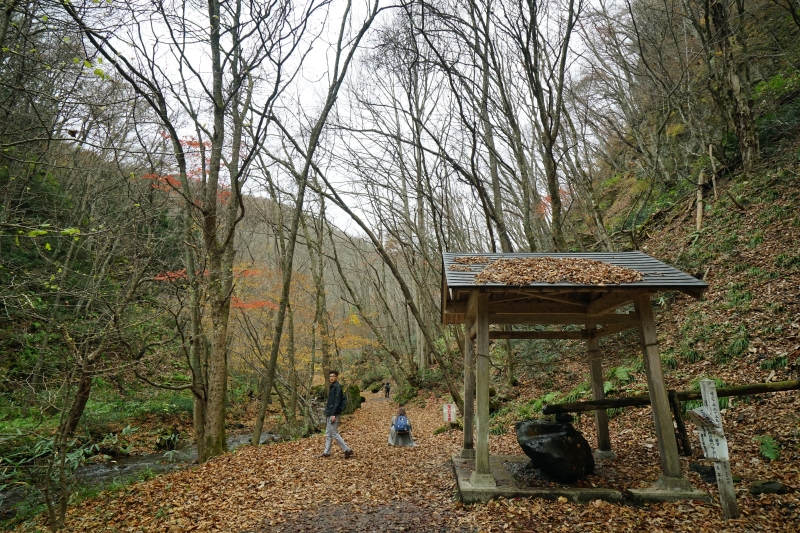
left=340, top=392, right=348, bottom=412
left=394, top=415, right=411, bottom=434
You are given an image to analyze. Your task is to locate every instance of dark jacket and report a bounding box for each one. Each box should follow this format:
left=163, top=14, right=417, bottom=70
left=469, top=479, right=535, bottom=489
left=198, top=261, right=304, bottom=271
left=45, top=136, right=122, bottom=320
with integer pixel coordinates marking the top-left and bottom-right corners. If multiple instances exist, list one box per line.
left=325, top=381, right=345, bottom=416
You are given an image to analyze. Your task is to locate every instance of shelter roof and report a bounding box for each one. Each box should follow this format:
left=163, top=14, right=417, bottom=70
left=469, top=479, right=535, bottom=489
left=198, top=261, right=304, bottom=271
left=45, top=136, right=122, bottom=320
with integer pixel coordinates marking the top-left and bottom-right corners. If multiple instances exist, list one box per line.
left=441, top=251, right=707, bottom=325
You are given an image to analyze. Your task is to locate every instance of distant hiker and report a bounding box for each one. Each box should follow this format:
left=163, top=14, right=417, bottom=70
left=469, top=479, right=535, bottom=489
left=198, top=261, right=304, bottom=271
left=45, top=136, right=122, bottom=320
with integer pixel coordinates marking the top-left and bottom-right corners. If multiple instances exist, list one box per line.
left=384, top=381, right=391, bottom=398
left=318, top=370, right=353, bottom=459
left=388, top=407, right=417, bottom=447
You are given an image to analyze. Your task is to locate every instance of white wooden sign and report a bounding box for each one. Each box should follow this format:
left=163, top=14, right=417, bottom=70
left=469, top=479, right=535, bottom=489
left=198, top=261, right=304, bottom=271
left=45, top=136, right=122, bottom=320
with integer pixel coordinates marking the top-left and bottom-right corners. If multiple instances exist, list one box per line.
left=443, top=403, right=457, bottom=423
left=687, top=379, right=739, bottom=520
left=689, top=405, right=729, bottom=460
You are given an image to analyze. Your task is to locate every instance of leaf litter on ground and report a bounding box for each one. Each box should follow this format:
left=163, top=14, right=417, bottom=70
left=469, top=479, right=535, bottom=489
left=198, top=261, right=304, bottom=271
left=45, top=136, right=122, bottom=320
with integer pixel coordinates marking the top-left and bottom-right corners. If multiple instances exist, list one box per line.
left=32, top=388, right=799, bottom=533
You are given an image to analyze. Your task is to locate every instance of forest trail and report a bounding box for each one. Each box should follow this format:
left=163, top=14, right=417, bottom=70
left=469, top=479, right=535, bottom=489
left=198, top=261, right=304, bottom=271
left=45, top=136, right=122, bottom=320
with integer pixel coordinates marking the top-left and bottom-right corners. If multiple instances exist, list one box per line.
left=52, top=389, right=800, bottom=532
left=60, top=391, right=473, bottom=532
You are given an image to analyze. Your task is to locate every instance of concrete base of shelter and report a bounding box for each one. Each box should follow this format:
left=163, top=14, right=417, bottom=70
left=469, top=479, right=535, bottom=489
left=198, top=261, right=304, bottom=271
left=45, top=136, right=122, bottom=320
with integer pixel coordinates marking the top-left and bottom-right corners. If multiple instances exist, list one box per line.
left=593, top=449, right=617, bottom=461
left=452, top=454, right=624, bottom=505
left=627, top=475, right=711, bottom=504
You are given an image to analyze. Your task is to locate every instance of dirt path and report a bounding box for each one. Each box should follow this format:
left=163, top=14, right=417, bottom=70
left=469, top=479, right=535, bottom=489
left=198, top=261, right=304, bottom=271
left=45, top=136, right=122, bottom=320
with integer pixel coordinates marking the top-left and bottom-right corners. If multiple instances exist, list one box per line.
left=46, top=389, right=800, bottom=532
left=57, top=391, right=474, bottom=532
left=254, top=392, right=471, bottom=532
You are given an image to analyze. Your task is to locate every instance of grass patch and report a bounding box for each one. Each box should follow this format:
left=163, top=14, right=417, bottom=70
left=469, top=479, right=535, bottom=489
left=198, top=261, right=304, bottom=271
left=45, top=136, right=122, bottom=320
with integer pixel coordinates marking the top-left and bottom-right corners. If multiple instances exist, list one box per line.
left=759, top=204, right=788, bottom=224
left=725, top=281, right=753, bottom=309
left=775, top=253, right=800, bottom=269
left=760, top=355, right=788, bottom=370
left=433, top=421, right=461, bottom=435
left=81, top=389, right=193, bottom=429
left=747, top=232, right=763, bottom=248
left=767, top=302, right=786, bottom=314
left=732, top=263, right=750, bottom=273
left=723, top=325, right=749, bottom=362
left=661, top=352, right=679, bottom=369
left=761, top=324, right=783, bottom=335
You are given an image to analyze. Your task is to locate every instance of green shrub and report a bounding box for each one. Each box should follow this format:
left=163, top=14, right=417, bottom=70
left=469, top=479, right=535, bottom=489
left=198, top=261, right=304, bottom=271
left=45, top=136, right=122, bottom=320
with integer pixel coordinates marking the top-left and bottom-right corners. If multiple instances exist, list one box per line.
left=393, top=386, right=417, bottom=406
left=416, top=368, right=444, bottom=389
left=309, top=384, right=326, bottom=400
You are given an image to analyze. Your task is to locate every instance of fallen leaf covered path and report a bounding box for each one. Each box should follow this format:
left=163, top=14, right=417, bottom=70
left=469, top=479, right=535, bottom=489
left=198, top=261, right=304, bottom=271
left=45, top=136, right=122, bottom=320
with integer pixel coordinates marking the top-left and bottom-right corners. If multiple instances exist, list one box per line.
left=60, top=392, right=474, bottom=532
left=51, top=390, right=799, bottom=532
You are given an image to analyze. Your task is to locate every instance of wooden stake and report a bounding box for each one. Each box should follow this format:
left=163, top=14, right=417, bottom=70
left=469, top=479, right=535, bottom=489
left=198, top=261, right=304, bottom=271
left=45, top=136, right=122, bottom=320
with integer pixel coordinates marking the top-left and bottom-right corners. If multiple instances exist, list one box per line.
left=696, top=170, right=705, bottom=232
left=709, top=144, right=718, bottom=200
left=669, top=390, right=692, bottom=456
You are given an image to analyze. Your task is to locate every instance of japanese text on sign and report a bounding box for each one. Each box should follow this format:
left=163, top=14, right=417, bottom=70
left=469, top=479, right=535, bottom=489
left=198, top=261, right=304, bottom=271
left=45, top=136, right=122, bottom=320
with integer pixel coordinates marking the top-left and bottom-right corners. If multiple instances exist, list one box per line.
left=443, top=403, right=457, bottom=423
left=688, top=406, right=730, bottom=460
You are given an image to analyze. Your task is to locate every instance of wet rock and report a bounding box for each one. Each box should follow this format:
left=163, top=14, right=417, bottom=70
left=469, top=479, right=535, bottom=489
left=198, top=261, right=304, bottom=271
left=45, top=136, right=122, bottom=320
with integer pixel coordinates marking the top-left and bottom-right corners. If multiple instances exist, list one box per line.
left=749, top=480, right=790, bottom=495
left=515, top=420, right=594, bottom=483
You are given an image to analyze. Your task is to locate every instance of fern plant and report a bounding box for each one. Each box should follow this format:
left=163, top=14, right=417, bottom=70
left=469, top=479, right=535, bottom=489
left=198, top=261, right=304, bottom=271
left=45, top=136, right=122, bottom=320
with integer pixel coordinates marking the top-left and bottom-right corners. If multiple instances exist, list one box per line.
left=753, top=435, right=781, bottom=461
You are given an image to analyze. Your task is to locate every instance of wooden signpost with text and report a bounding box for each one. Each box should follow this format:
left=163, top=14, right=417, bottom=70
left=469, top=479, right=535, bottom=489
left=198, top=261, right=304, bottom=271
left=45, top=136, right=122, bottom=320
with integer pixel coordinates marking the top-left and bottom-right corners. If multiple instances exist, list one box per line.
left=688, top=379, right=740, bottom=519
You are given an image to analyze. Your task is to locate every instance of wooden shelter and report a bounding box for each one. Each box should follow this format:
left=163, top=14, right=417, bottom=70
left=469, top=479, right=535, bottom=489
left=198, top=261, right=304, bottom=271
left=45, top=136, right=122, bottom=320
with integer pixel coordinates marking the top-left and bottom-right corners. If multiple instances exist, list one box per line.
left=441, top=251, right=708, bottom=493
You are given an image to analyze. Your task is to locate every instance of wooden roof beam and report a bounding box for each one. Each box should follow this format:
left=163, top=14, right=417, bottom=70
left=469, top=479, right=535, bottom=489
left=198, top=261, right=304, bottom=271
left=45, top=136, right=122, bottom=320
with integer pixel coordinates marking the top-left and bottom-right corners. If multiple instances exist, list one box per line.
left=489, top=330, right=587, bottom=340
left=489, top=312, right=639, bottom=326
left=587, top=290, right=650, bottom=314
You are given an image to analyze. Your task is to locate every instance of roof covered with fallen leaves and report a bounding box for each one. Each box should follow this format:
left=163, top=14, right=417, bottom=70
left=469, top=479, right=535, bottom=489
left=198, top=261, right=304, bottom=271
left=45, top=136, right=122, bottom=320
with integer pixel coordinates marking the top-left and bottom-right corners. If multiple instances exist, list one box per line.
left=443, top=251, right=706, bottom=293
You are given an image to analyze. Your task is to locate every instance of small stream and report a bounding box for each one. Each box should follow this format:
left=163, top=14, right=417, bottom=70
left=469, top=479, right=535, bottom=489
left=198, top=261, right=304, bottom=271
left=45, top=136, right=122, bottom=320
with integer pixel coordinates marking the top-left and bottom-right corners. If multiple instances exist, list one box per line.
left=0, top=431, right=280, bottom=521
left=75, top=431, right=280, bottom=486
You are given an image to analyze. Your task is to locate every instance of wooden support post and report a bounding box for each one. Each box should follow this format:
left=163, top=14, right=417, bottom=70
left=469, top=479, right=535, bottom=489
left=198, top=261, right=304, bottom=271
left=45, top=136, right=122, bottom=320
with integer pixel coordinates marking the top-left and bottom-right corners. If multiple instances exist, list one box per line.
left=470, top=293, right=495, bottom=488
left=587, top=326, right=612, bottom=455
left=635, top=294, right=685, bottom=483
left=669, top=390, right=692, bottom=456
left=460, top=317, right=475, bottom=459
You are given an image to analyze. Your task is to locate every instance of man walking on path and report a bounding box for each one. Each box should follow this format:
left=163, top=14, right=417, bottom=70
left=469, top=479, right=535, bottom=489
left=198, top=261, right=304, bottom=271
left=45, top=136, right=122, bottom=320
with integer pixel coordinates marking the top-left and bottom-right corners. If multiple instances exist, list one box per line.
left=320, top=371, right=353, bottom=458
left=384, top=382, right=390, bottom=399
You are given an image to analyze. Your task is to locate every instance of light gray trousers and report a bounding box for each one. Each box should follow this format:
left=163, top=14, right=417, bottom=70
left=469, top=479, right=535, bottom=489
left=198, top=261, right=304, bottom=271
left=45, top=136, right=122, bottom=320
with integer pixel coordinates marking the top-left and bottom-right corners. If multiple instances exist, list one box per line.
left=324, top=416, right=351, bottom=454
